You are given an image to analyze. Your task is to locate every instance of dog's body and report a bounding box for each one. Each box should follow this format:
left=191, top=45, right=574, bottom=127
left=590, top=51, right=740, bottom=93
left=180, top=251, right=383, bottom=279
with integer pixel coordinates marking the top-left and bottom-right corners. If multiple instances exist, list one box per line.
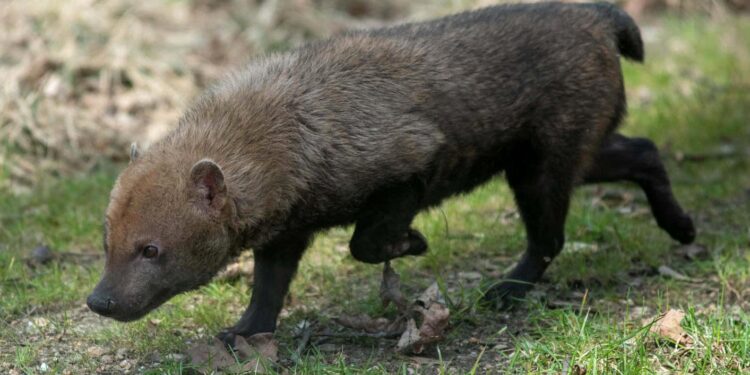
left=89, top=2, right=695, bottom=345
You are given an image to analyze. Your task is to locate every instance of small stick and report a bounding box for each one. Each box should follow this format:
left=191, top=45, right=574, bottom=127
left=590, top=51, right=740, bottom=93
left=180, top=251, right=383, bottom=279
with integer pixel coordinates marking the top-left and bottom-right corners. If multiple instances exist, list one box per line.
left=311, top=330, right=403, bottom=340
left=292, top=322, right=313, bottom=364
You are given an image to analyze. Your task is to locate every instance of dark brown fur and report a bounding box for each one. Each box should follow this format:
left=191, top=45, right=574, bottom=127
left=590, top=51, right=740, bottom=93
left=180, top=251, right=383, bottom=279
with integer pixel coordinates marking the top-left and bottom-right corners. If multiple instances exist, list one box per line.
left=88, top=2, right=695, bottom=345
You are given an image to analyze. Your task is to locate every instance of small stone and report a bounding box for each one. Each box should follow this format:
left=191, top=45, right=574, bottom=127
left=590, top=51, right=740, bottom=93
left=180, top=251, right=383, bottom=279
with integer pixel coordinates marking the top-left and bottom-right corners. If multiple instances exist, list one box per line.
left=116, top=348, right=128, bottom=360
left=87, top=346, right=106, bottom=357
left=31, top=245, right=54, bottom=264
left=119, top=359, right=133, bottom=371
left=39, top=363, right=49, bottom=372
left=101, top=355, right=114, bottom=364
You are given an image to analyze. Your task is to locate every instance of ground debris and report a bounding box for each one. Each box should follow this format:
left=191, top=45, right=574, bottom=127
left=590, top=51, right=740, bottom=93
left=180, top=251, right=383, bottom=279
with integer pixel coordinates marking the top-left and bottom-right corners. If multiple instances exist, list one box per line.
left=333, top=263, right=451, bottom=355
left=648, top=309, right=694, bottom=348
left=676, top=243, right=709, bottom=261
left=30, top=245, right=54, bottom=265
left=657, top=265, right=691, bottom=281
left=332, top=313, right=405, bottom=334
left=397, top=282, right=451, bottom=354
left=186, top=333, right=278, bottom=374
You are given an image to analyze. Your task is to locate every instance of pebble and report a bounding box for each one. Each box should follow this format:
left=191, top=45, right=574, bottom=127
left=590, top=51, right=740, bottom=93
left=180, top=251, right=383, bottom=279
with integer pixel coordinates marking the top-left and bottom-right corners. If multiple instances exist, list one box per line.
left=39, top=363, right=49, bottom=372
left=101, top=355, right=114, bottom=364
left=119, top=359, right=133, bottom=371
left=31, top=245, right=54, bottom=264
left=116, top=348, right=128, bottom=360
left=87, top=346, right=106, bottom=357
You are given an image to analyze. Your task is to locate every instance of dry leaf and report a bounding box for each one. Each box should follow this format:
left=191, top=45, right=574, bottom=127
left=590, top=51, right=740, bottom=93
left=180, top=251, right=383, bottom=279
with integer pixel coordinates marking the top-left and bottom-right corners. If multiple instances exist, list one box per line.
left=228, top=334, right=278, bottom=373
left=186, top=337, right=237, bottom=372
left=396, top=282, right=450, bottom=354
left=380, top=261, right=408, bottom=312
left=334, top=268, right=449, bottom=354
left=416, top=282, right=444, bottom=307
left=649, top=309, right=694, bottom=347
left=187, top=334, right=278, bottom=373
left=396, top=319, right=422, bottom=353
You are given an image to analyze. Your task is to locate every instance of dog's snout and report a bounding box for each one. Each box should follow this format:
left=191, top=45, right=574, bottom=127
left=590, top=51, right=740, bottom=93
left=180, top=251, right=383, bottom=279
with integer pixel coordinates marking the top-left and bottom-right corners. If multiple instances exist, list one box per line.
left=87, top=293, right=116, bottom=316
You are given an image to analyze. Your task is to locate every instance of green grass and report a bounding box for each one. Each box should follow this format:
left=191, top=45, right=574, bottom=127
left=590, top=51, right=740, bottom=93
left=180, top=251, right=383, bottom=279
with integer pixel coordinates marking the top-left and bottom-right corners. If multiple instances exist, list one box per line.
left=2, top=16, right=749, bottom=374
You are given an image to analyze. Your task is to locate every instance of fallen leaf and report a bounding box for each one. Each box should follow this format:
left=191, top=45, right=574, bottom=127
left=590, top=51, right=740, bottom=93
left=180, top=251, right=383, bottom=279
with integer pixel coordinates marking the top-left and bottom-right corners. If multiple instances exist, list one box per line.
left=187, top=334, right=278, bottom=373
left=380, top=261, right=408, bottom=312
left=396, top=319, right=422, bottom=353
left=333, top=268, right=449, bottom=354
left=397, top=282, right=450, bottom=354
left=228, top=334, right=278, bottom=373
left=186, top=337, right=236, bottom=372
left=649, top=309, right=693, bottom=347
left=658, top=265, right=691, bottom=281
left=416, top=282, right=444, bottom=307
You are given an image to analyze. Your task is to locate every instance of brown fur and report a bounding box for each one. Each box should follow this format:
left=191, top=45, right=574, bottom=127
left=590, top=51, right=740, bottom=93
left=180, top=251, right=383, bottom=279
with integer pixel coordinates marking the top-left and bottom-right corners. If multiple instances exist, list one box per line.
left=88, top=2, right=694, bottom=343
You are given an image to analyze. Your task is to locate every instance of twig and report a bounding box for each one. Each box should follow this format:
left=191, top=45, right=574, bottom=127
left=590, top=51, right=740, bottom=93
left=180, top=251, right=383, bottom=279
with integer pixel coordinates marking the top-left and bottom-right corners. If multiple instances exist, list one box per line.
left=673, top=147, right=744, bottom=163
left=291, top=321, right=313, bottom=364
left=311, top=330, right=404, bottom=340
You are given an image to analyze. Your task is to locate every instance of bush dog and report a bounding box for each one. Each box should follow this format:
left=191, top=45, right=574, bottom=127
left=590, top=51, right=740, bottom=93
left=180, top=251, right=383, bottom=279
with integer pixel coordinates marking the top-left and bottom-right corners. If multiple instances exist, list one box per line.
left=88, top=2, right=695, bottom=346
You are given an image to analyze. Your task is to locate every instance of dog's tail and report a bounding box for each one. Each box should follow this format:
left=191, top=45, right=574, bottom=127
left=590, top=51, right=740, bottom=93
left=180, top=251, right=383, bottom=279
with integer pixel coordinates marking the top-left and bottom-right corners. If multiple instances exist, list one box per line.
left=587, top=3, right=644, bottom=62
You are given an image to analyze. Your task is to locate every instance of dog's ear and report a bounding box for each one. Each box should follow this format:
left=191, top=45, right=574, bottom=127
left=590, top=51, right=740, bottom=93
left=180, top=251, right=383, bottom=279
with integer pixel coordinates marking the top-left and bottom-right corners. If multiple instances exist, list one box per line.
left=129, top=143, right=139, bottom=163
left=189, top=159, right=227, bottom=214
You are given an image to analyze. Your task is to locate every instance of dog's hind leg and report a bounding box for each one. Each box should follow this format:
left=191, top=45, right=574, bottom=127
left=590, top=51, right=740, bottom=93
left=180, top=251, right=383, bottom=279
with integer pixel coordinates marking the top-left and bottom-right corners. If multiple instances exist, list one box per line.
left=583, top=133, right=695, bottom=244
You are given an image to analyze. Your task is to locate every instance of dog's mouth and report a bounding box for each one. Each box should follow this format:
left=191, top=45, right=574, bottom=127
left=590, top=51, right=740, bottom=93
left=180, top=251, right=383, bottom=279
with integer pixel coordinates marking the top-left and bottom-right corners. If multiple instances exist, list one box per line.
left=105, top=288, right=176, bottom=322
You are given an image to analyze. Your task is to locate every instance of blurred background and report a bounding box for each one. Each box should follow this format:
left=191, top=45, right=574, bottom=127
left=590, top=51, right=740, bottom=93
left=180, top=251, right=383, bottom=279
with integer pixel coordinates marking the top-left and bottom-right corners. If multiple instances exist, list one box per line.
left=0, top=0, right=748, bottom=192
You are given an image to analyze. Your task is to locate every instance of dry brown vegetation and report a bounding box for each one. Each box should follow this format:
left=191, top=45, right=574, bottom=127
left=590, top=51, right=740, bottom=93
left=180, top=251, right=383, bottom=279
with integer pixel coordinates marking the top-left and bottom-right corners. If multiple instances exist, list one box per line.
left=1, top=0, right=744, bottom=192
left=0, top=0, right=451, bottom=191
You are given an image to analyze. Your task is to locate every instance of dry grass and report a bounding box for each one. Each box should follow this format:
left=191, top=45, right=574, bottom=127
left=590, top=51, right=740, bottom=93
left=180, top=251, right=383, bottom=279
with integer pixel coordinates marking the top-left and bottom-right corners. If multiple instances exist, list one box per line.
left=0, top=0, right=743, bottom=192
left=0, top=0, right=467, bottom=191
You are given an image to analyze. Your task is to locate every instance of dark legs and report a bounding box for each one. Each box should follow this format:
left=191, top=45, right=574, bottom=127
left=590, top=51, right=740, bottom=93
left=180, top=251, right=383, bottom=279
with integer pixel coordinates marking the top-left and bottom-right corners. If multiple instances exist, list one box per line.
left=583, top=133, right=695, bottom=244
left=485, top=149, right=575, bottom=308
left=349, top=179, right=428, bottom=264
left=485, top=133, right=695, bottom=308
left=218, top=233, right=311, bottom=346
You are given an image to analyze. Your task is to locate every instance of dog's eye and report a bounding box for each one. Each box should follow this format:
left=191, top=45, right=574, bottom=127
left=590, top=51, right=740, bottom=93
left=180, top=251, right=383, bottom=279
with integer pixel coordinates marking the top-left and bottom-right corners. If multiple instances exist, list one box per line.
left=142, top=245, right=159, bottom=259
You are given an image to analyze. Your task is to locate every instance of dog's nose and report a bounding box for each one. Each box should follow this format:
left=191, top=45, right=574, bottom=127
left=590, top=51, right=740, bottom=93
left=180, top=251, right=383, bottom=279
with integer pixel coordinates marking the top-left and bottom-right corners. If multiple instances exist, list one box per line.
left=87, top=294, right=116, bottom=316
